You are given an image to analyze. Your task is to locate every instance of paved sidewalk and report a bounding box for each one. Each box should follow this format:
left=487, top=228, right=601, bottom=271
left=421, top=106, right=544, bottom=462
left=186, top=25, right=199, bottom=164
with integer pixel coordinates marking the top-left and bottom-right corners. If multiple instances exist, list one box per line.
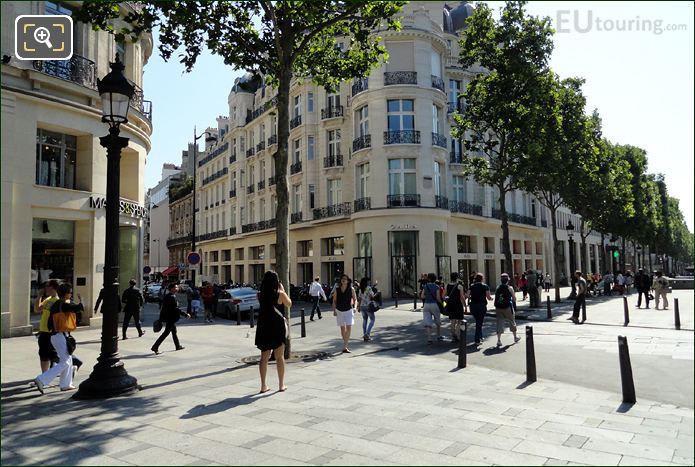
left=1, top=290, right=693, bottom=466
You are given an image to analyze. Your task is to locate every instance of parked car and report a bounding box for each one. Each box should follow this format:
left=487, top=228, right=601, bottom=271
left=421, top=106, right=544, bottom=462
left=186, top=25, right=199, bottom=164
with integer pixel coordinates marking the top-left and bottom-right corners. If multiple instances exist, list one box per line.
left=215, top=287, right=260, bottom=319
left=145, top=284, right=162, bottom=302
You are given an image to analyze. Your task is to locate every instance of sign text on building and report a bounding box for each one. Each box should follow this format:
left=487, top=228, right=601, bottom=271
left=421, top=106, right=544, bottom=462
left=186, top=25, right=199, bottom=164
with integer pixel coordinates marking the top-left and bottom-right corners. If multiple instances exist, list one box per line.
left=89, top=196, right=148, bottom=218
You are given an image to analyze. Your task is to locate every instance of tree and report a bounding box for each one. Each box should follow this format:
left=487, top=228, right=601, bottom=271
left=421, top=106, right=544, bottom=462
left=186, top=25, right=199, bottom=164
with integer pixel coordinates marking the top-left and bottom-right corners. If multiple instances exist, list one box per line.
left=76, top=1, right=404, bottom=319
left=452, top=0, right=555, bottom=275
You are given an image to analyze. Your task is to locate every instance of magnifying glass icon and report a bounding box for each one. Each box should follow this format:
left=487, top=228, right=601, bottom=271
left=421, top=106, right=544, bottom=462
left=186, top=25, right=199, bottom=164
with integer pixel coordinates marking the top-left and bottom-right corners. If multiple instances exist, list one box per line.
left=33, top=27, right=53, bottom=49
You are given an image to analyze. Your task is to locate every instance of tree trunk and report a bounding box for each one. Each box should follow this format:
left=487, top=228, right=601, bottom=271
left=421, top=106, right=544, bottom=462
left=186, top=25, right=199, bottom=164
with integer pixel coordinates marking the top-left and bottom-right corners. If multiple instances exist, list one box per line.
left=275, top=64, right=292, bottom=358
left=498, top=183, right=512, bottom=280
left=550, top=207, right=562, bottom=303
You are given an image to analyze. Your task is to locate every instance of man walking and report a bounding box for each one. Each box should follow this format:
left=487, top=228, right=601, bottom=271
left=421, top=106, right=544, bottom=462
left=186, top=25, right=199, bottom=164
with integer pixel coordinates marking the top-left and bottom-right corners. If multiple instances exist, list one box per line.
left=309, top=276, right=327, bottom=321
left=653, top=271, right=669, bottom=310
left=151, top=283, right=190, bottom=354
left=635, top=268, right=652, bottom=309
left=527, top=269, right=538, bottom=308
left=570, top=271, right=587, bottom=324
left=201, top=281, right=215, bottom=323
left=121, top=279, right=145, bottom=340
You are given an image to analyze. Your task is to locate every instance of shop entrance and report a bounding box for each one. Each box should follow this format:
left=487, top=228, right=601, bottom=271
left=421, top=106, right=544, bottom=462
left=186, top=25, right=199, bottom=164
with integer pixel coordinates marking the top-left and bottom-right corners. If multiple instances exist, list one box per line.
left=297, top=262, right=313, bottom=286
left=389, top=231, right=418, bottom=298
left=321, top=262, right=344, bottom=285
left=436, top=255, right=451, bottom=281
left=31, top=219, right=75, bottom=319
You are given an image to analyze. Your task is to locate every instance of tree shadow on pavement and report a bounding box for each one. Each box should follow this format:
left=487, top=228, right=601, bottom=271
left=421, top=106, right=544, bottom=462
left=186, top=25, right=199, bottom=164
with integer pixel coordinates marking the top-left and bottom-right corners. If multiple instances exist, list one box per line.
left=140, top=363, right=251, bottom=392
left=181, top=392, right=273, bottom=419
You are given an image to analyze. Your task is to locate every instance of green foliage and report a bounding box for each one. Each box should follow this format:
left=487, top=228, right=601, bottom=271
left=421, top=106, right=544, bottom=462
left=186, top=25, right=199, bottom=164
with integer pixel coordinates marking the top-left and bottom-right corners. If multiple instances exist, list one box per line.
left=169, top=177, right=193, bottom=203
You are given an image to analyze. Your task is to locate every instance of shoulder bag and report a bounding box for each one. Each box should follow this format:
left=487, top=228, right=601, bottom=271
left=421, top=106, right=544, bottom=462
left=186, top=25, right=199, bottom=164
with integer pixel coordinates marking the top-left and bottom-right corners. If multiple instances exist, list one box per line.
left=272, top=306, right=290, bottom=339
left=66, top=334, right=77, bottom=355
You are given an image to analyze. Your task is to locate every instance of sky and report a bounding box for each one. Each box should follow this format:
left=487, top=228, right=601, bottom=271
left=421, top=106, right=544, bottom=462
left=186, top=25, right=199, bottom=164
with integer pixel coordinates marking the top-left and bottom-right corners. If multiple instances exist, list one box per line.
left=142, top=1, right=694, bottom=230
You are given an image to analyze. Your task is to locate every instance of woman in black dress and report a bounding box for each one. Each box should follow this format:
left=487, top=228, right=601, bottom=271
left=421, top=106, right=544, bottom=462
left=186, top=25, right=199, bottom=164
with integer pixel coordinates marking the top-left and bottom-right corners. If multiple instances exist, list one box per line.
left=445, top=272, right=466, bottom=342
left=255, top=270, right=292, bottom=393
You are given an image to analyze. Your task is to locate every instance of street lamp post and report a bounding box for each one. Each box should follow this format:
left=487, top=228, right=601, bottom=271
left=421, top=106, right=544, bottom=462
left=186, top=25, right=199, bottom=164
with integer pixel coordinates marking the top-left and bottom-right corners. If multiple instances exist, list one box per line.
left=75, top=55, right=138, bottom=399
left=152, top=238, right=160, bottom=277
left=190, top=127, right=217, bottom=287
left=566, top=221, right=576, bottom=298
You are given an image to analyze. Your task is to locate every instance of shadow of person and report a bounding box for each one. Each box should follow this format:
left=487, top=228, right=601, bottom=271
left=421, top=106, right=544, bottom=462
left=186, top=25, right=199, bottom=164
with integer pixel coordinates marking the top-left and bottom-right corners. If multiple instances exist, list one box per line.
left=181, top=392, right=273, bottom=419
left=482, top=344, right=512, bottom=355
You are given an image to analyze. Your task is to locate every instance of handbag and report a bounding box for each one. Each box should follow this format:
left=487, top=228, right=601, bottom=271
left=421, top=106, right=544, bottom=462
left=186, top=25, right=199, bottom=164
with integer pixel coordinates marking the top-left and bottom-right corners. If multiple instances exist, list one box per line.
left=368, top=301, right=380, bottom=313
left=153, top=319, right=163, bottom=333
left=65, top=334, right=77, bottom=355
left=272, top=306, right=290, bottom=339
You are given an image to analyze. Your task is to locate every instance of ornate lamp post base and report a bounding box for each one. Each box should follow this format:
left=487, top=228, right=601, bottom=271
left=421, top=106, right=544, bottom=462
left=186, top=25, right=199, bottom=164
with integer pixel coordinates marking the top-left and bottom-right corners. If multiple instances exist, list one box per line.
left=74, top=361, right=139, bottom=399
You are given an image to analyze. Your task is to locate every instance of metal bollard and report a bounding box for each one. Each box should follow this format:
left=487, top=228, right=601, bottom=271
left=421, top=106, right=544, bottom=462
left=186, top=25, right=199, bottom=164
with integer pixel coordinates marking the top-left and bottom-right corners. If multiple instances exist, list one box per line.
left=458, top=320, right=467, bottom=368
left=674, top=298, right=681, bottom=330
left=300, top=308, right=306, bottom=338
left=581, top=300, right=587, bottom=323
left=250, top=308, right=255, bottom=328
left=236, top=304, right=241, bottom=326
left=546, top=296, right=552, bottom=320
left=526, top=326, right=537, bottom=383
left=617, top=336, right=636, bottom=404
left=394, top=291, right=399, bottom=308
left=623, top=296, right=629, bottom=326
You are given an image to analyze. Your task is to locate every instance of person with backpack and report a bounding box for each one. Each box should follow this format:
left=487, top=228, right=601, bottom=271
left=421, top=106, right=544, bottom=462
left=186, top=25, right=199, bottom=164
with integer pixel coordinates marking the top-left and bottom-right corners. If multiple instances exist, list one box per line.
left=121, top=279, right=145, bottom=340
left=493, top=273, right=519, bottom=347
left=420, top=273, right=444, bottom=344
left=445, top=272, right=466, bottom=342
left=468, top=273, right=492, bottom=346
left=34, top=283, right=83, bottom=394
left=357, top=277, right=377, bottom=341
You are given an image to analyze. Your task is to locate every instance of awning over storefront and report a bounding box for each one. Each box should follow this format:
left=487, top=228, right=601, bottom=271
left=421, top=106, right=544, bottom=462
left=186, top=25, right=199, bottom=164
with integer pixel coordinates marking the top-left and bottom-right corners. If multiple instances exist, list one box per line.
left=161, top=266, right=179, bottom=277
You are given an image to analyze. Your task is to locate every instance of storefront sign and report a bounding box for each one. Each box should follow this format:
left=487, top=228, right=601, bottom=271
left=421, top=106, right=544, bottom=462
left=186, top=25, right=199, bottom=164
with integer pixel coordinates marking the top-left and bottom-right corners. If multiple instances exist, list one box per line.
left=89, top=196, right=148, bottom=218
left=484, top=254, right=494, bottom=260
left=389, top=224, right=417, bottom=230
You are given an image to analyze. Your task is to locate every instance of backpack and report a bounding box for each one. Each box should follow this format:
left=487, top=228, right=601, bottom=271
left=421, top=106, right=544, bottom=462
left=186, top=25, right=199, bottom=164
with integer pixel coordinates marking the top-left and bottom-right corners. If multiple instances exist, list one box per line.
left=494, top=284, right=513, bottom=309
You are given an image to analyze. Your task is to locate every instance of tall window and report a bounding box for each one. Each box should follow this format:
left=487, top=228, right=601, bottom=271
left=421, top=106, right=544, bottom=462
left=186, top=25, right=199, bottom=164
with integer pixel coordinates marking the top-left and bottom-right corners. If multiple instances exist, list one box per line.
left=240, top=136, right=245, bottom=152
left=293, top=95, right=301, bottom=118
left=357, top=163, right=370, bottom=198
left=356, top=106, right=369, bottom=136
left=307, top=136, right=315, bottom=160
left=327, top=179, right=342, bottom=205
left=36, top=129, right=77, bottom=189
left=448, top=79, right=462, bottom=111
left=259, top=198, right=266, bottom=221
left=432, top=104, right=440, bottom=134
left=451, top=138, right=462, bottom=159
left=271, top=195, right=277, bottom=217
left=307, top=92, right=314, bottom=112
left=249, top=201, right=255, bottom=223
left=327, top=129, right=341, bottom=157
left=292, top=139, right=301, bottom=164
left=231, top=171, right=237, bottom=191
left=260, top=124, right=266, bottom=143
left=116, top=39, right=127, bottom=64
left=433, top=161, right=442, bottom=196
left=308, top=184, right=315, bottom=209
left=452, top=175, right=466, bottom=203
left=326, top=91, right=341, bottom=109
left=292, top=184, right=302, bottom=213
left=387, top=99, right=414, bottom=131
left=388, top=159, right=416, bottom=195
left=249, top=165, right=255, bottom=187
left=259, top=160, right=266, bottom=181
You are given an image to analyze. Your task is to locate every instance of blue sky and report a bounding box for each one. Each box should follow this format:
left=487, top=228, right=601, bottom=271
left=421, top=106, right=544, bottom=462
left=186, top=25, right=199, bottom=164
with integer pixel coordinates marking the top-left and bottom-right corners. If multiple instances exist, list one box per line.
left=143, top=1, right=694, bottom=230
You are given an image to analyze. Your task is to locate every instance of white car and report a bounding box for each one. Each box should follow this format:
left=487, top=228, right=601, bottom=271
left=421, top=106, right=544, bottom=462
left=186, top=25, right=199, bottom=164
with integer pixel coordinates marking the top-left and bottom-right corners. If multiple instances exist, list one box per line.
left=216, top=287, right=260, bottom=319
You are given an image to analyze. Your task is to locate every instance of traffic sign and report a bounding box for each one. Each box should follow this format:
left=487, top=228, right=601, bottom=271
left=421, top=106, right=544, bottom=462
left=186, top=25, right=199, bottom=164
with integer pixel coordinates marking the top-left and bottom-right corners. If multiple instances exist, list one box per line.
left=187, top=252, right=201, bottom=265
left=143, top=266, right=152, bottom=274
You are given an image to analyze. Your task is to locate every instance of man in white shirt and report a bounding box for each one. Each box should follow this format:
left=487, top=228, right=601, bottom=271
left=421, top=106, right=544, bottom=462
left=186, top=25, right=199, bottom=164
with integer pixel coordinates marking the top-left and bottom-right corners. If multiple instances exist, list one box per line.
left=309, top=276, right=327, bottom=321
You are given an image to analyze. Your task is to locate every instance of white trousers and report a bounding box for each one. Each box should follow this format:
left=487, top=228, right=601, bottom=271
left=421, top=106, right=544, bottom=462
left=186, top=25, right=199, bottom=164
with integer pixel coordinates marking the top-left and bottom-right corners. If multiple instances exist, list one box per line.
left=37, top=333, right=73, bottom=389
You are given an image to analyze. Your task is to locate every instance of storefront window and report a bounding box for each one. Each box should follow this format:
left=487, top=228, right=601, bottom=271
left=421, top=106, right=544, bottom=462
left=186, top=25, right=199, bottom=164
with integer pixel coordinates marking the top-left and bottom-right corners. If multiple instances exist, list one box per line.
left=31, top=219, right=75, bottom=316
left=119, top=227, right=138, bottom=295
left=389, top=231, right=418, bottom=297
left=36, top=129, right=77, bottom=189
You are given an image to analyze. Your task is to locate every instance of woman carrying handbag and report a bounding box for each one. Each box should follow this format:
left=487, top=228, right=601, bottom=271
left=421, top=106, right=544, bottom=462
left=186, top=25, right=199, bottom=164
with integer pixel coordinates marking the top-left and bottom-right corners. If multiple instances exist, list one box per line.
left=256, top=271, right=292, bottom=393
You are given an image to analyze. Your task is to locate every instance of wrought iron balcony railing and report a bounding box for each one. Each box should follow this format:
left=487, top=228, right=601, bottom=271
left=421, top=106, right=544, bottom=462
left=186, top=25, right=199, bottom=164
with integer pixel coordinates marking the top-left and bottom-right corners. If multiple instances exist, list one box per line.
left=450, top=152, right=463, bottom=164
left=432, top=132, right=447, bottom=148
left=198, top=142, right=229, bottom=167
left=257, top=180, right=265, bottom=191
left=201, top=167, right=228, bottom=186
left=289, top=114, right=302, bottom=129
left=247, top=184, right=255, bottom=194
left=131, top=83, right=152, bottom=121
left=384, top=71, right=417, bottom=86
left=256, top=141, right=265, bottom=152
left=352, top=134, right=371, bottom=152
left=435, top=195, right=449, bottom=209
left=447, top=101, right=465, bottom=114
left=167, top=234, right=193, bottom=248
left=268, top=176, right=277, bottom=186
left=32, top=54, right=97, bottom=89
left=323, top=154, right=343, bottom=168
left=246, top=147, right=255, bottom=158
left=387, top=194, right=420, bottom=208
left=321, top=106, right=344, bottom=119
left=291, top=212, right=303, bottom=224
left=352, top=78, right=368, bottom=96
left=431, top=75, right=445, bottom=92
left=268, top=134, right=277, bottom=146
left=290, top=161, right=302, bottom=174
left=195, top=229, right=229, bottom=242
left=384, top=130, right=420, bottom=145
left=229, top=189, right=237, bottom=198
left=541, top=219, right=548, bottom=228
left=230, top=227, right=237, bottom=235
left=354, top=197, right=371, bottom=212
left=313, top=202, right=352, bottom=220
left=229, top=152, right=237, bottom=164
left=509, top=213, right=537, bottom=226
left=449, top=200, right=484, bottom=216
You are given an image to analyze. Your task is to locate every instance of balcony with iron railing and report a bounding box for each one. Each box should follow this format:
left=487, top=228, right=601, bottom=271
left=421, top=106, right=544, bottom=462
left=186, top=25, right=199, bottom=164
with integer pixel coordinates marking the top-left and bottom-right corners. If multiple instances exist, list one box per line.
left=432, top=132, right=447, bottom=148
left=195, top=229, right=229, bottom=242
left=201, top=167, right=228, bottom=186
left=321, top=106, right=344, bottom=120
left=313, top=202, right=352, bottom=220
left=352, top=78, right=368, bottom=96
left=198, top=142, right=229, bottom=167
left=291, top=212, right=303, bottom=224
left=241, top=219, right=277, bottom=233
left=268, top=176, right=277, bottom=186
left=229, top=189, right=237, bottom=198
left=323, top=154, right=343, bottom=168
left=353, top=197, right=371, bottom=212
left=245, top=95, right=278, bottom=124
left=229, top=152, right=237, bottom=164
left=32, top=54, right=97, bottom=89
left=131, top=83, right=153, bottom=122
left=384, top=71, right=417, bottom=86
left=290, top=161, right=302, bottom=175
left=449, top=200, right=484, bottom=216
left=167, top=234, right=193, bottom=248
left=267, top=134, right=277, bottom=146
left=387, top=194, right=420, bottom=208
left=257, top=180, right=265, bottom=191
left=447, top=101, right=465, bottom=114
left=352, top=134, right=371, bottom=152
left=247, top=184, right=255, bottom=194
left=435, top=195, right=449, bottom=209
left=246, top=147, right=255, bottom=158
left=490, top=209, right=536, bottom=226
left=450, top=152, right=463, bottom=164
left=384, top=130, right=420, bottom=145
left=431, top=75, right=445, bottom=92
left=256, top=141, right=266, bottom=153
left=541, top=219, right=548, bottom=228
left=289, top=114, right=302, bottom=129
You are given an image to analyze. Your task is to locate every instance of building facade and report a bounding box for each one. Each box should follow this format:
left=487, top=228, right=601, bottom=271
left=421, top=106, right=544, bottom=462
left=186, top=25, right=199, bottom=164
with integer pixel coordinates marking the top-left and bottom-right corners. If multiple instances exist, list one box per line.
left=188, top=1, right=604, bottom=294
left=1, top=1, right=153, bottom=337
left=167, top=182, right=193, bottom=281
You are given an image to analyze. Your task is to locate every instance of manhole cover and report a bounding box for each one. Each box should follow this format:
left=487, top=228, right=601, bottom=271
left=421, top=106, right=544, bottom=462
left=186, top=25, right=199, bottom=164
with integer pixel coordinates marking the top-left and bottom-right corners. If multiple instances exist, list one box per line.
left=240, top=351, right=331, bottom=365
